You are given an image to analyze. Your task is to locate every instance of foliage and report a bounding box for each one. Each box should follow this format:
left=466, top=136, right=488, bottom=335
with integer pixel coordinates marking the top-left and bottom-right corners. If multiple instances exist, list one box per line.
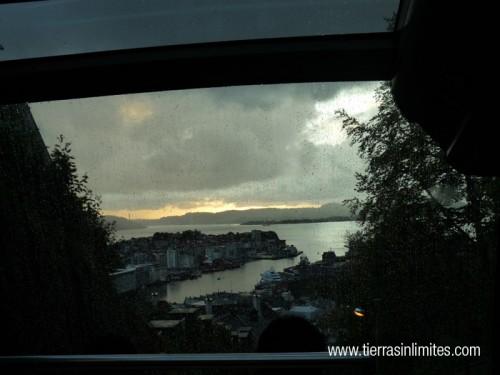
left=335, top=82, right=498, bottom=373
left=0, top=105, right=153, bottom=354
left=50, top=135, right=121, bottom=272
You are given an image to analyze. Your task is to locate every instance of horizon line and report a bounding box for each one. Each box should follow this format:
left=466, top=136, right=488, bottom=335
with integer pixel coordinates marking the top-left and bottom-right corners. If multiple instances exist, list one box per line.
left=101, top=202, right=334, bottom=221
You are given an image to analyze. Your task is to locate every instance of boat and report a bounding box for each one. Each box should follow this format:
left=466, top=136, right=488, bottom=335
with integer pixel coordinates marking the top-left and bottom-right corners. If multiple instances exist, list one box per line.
left=261, top=270, right=281, bottom=282
left=256, top=268, right=282, bottom=288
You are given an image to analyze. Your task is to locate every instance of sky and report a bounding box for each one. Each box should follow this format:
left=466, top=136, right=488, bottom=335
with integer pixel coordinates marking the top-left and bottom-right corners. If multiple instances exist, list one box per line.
left=31, top=82, right=380, bottom=219
left=2, top=0, right=395, bottom=219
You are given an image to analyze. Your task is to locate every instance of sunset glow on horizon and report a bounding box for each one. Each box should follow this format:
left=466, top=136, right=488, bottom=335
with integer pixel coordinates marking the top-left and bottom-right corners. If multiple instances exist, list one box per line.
left=33, top=82, right=373, bottom=219
left=102, top=201, right=321, bottom=220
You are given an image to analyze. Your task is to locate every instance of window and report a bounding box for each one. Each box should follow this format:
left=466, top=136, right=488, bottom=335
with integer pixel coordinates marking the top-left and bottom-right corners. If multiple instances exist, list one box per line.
left=1, top=80, right=495, bottom=375
left=0, top=0, right=399, bottom=61
left=0, top=1, right=495, bottom=374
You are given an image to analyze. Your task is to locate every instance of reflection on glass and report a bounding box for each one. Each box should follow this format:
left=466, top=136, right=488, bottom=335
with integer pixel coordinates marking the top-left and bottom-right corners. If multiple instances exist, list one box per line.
left=0, top=0, right=399, bottom=61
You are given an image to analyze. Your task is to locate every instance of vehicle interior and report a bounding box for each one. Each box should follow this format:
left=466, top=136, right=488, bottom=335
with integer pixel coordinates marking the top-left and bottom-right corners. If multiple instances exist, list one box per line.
left=0, top=0, right=496, bottom=374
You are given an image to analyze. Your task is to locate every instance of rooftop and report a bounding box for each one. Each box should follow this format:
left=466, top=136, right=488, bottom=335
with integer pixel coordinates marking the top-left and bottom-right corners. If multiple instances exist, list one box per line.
left=289, top=305, right=320, bottom=313
left=198, top=314, right=214, bottom=321
left=109, top=267, right=136, bottom=276
left=169, top=307, right=200, bottom=315
left=149, top=320, right=183, bottom=329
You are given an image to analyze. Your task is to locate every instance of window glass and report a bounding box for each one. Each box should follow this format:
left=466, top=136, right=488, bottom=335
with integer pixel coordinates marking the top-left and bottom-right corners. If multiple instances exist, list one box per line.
left=0, top=0, right=399, bottom=61
left=0, top=82, right=495, bottom=375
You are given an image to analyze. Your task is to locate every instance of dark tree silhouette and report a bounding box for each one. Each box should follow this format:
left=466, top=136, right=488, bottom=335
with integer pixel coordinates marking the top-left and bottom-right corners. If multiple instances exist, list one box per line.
left=334, top=82, right=497, bottom=374
left=0, top=104, right=154, bottom=354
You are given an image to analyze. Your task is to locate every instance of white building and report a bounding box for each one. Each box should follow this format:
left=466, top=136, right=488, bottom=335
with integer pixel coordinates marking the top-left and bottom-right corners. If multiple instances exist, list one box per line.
left=158, top=252, right=168, bottom=267
left=258, top=269, right=281, bottom=285
left=178, top=253, right=195, bottom=268
left=205, top=245, right=225, bottom=262
left=167, top=249, right=178, bottom=269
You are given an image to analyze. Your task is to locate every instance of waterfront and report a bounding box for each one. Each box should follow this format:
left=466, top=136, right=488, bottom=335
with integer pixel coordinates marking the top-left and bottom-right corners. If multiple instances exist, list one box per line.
left=117, top=221, right=359, bottom=303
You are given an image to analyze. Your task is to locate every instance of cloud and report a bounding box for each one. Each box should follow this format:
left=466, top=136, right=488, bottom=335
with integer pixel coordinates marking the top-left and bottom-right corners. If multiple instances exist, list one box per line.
left=31, top=82, right=378, bottom=217
left=119, top=100, right=154, bottom=124
left=304, top=82, right=379, bottom=146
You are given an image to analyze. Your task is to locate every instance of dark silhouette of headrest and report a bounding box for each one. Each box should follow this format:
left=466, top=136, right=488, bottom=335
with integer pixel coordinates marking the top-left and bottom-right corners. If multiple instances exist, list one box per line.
left=257, top=316, right=326, bottom=352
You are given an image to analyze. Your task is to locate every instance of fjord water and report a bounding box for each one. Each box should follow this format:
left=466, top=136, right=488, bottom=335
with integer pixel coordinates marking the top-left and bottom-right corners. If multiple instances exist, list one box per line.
left=116, top=221, right=359, bottom=303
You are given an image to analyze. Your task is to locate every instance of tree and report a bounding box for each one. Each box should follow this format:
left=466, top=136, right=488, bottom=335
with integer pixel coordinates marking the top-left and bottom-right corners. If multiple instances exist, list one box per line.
left=50, top=135, right=121, bottom=272
left=1, top=105, right=154, bottom=354
left=336, top=82, right=497, bottom=373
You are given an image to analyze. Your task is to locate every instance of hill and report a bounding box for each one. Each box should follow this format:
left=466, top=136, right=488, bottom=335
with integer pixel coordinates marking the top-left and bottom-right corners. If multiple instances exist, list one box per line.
left=104, top=215, right=146, bottom=230
left=137, top=202, right=354, bottom=225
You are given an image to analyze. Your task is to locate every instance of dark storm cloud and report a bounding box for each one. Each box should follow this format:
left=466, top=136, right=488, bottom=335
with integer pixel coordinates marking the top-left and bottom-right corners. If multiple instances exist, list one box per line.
left=208, top=83, right=354, bottom=111
left=31, top=82, right=376, bottom=212
left=2, top=0, right=392, bottom=215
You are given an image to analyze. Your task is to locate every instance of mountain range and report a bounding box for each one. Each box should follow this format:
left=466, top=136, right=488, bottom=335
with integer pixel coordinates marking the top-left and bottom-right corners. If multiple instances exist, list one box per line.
left=105, top=202, right=354, bottom=230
